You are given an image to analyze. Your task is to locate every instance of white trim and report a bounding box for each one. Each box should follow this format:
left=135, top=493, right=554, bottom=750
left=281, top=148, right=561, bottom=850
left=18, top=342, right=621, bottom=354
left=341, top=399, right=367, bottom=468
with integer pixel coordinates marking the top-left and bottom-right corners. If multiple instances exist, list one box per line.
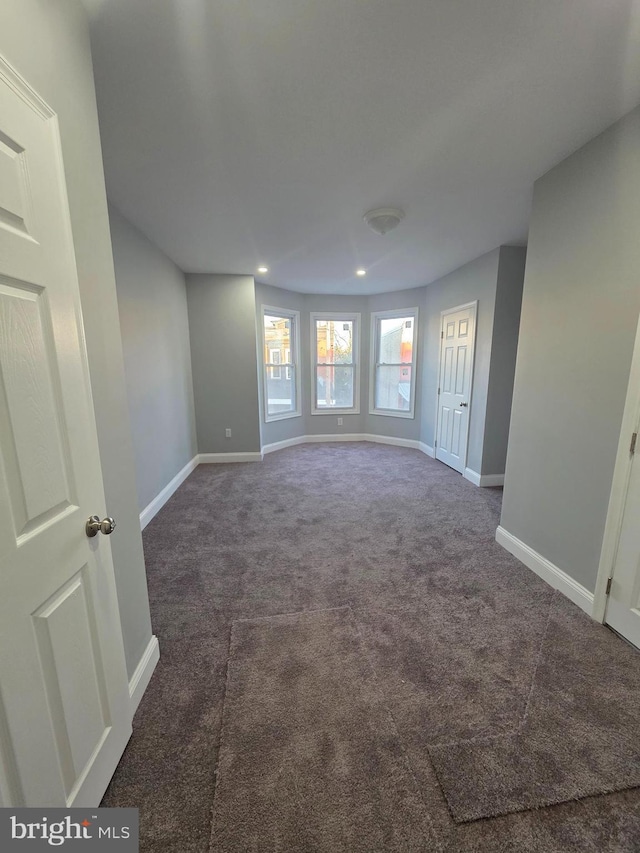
left=262, top=435, right=309, bottom=455
left=495, top=526, right=594, bottom=615
left=419, top=442, right=435, bottom=458
left=262, top=433, right=424, bottom=455
left=463, top=468, right=481, bottom=487
left=593, top=311, right=640, bottom=623
left=369, top=307, right=419, bottom=420
left=361, top=433, right=420, bottom=449
left=434, top=300, right=478, bottom=474
left=261, top=305, right=302, bottom=423
left=464, top=468, right=505, bottom=487
left=139, top=456, right=199, bottom=530
left=129, top=636, right=160, bottom=715
left=310, top=312, right=361, bottom=415
left=199, top=452, right=263, bottom=463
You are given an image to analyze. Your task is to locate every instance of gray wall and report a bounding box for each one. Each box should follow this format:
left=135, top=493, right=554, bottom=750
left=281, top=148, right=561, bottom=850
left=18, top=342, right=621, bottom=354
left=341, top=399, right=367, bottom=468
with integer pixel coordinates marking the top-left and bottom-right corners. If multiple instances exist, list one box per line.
left=109, top=205, right=197, bottom=511
left=501, top=107, right=640, bottom=593
left=421, top=249, right=501, bottom=474
left=482, top=247, right=526, bottom=475
left=0, top=0, right=153, bottom=679
left=187, top=274, right=262, bottom=453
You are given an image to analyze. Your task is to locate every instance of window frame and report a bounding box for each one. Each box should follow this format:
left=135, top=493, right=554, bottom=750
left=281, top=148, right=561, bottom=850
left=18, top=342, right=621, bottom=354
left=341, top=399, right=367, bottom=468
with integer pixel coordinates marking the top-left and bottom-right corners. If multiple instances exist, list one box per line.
left=310, top=311, right=361, bottom=415
left=369, top=307, right=419, bottom=419
left=261, top=305, right=302, bottom=423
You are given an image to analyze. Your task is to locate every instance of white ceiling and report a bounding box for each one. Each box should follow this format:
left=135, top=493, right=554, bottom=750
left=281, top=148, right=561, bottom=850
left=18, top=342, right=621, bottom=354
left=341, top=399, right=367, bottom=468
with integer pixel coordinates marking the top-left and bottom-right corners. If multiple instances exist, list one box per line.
left=85, top=0, right=640, bottom=294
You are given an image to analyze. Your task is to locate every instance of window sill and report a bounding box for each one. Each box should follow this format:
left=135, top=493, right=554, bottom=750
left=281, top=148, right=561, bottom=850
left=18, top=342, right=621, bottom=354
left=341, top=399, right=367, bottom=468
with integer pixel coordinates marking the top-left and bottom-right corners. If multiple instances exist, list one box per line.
left=311, top=408, right=360, bottom=416
left=265, top=411, right=303, bottom=423
left=369, top=408, right=415, bottom=419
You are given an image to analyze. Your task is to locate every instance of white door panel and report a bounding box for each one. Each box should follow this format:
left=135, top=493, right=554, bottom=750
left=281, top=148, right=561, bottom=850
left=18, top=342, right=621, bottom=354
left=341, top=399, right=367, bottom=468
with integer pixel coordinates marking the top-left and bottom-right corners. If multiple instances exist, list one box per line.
left=435, top=304, right=476, bottom=473
left=606, top=443, right=640, bottom=648
left=0, top=56, right=131, bottom=806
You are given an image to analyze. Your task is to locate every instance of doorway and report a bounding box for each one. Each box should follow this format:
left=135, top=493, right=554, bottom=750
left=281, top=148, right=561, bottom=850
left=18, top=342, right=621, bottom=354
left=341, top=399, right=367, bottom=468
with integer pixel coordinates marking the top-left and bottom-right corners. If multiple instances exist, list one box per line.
left=594, top=312, right=640, bottom=648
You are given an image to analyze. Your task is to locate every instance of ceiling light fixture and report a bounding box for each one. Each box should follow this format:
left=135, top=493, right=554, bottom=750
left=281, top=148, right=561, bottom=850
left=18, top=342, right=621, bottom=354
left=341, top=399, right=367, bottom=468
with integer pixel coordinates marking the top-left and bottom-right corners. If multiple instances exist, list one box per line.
left=363, top=207, right=405, bottom=236
left=356, top=269, right=367, bottom=276
left=257, top=266, right=269, bottom=274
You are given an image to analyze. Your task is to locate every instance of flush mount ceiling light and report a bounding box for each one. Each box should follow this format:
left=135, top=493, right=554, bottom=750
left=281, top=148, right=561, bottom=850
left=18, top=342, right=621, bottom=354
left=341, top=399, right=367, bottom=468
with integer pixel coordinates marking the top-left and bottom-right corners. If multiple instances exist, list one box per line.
left=356, top=269, right=367, bottom=276
left=363, top=207, right=405, bottom=236
left=257, top=265, right=269, bottom=274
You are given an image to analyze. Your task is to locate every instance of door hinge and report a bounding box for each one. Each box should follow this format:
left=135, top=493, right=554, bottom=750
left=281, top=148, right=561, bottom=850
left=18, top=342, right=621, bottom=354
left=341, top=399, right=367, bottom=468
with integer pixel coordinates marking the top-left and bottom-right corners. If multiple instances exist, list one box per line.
left=441, top=330, right=444, bottom=339
left=606, top=577, right=613, bottom=596
left=631, top=432, right=637, bottom=454
left=434, top=441, right=437, bottom=449
left=437, top=387, right=440, bottom=395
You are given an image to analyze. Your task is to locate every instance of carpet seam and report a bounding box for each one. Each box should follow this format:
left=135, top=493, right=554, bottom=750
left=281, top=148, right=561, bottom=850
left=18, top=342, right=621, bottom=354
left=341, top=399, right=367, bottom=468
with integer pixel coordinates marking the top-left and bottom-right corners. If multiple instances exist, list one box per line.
left=207, top=620, right=235, bottom=853
left=426, top=589, right=557, bottom=752
left=232, top=604, right=353, bottom=624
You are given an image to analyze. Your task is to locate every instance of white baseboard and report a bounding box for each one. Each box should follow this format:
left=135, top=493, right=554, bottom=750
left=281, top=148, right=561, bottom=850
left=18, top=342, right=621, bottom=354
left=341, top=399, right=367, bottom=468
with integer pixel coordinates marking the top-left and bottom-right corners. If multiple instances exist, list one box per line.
left=129, top=635, right=160, bottom=715
left=361, top=433, right=421, bottom=450
left=140, top=456, right=199, bottom=530
left=419, top=442, right=435, bottom=458
left=464, top=467, right=482, bottom=486
left=479, top=473, right=505, bottom=487
left=262, top=432, right=425, bottom=455
left=464, top=468, right=505, bottom=487
left=198, top=452, right=263, bottom=463
left=495, top=526, right=594, bottom=615
left=262, top=435, right=309, bottom=455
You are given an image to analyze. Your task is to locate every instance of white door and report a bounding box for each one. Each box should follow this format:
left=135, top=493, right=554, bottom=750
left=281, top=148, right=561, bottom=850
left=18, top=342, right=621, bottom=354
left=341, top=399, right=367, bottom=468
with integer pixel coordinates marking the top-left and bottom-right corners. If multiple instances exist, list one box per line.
left=435, top=302, right=477, bottom=474
left=606, top=431, right=640, bottom=648
left=0, top=57, right=132, bottom=806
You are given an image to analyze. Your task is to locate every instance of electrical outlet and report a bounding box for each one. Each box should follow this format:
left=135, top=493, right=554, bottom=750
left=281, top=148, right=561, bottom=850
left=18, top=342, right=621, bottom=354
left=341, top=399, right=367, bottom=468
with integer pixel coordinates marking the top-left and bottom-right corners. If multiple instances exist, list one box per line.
left=225, top=428, right=232, bottom=438
left=337, top=417, right=343, bottom=426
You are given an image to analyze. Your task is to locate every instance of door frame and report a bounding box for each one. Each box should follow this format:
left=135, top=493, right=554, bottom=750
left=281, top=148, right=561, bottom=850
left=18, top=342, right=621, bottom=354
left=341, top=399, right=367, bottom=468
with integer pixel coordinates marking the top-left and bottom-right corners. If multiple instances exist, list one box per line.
left=593, top=311, right=640, bottom=623
left=433, top=300, right=478, bottom=472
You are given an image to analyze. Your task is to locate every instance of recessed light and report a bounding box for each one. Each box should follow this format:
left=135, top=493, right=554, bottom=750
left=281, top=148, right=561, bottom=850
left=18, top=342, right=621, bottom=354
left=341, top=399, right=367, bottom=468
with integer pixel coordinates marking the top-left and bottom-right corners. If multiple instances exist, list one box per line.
left=257, top=266, right=269, bottom=274
left=356, top=269, right=367, bottom=276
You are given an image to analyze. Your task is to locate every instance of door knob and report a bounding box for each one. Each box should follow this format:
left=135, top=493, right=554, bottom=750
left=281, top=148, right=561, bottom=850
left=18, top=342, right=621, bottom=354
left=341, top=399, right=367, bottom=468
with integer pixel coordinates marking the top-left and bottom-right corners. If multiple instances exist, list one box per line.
left=460, top=402, right=468, bottom=408
left=86, top=515, right=117, bottom=537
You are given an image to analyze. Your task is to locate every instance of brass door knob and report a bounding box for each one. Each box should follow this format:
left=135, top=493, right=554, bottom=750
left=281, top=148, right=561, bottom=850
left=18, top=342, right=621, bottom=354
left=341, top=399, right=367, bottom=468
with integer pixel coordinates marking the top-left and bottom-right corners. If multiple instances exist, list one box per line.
left=86, top=515, right=117, bottom=537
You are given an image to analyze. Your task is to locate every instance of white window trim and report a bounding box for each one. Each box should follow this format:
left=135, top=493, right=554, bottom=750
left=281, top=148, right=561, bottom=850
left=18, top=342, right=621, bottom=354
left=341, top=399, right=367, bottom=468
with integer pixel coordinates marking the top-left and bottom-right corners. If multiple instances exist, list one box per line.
left=369, top=307, right=419, bottom=419
left=261, top=305, right=302, bottom=422
left=310, top=312, right=361, bottom=415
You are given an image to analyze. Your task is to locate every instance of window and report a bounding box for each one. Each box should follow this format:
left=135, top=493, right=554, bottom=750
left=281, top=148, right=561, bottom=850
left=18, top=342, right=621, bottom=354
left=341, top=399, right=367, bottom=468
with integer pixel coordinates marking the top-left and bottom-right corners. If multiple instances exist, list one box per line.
left=370, top=308, right=418, bottom=418
left=262, top=307, right=301, bottom=421
left=311, top=312, right=360, bottom=414
left=269, top=349, right=282, bottom=380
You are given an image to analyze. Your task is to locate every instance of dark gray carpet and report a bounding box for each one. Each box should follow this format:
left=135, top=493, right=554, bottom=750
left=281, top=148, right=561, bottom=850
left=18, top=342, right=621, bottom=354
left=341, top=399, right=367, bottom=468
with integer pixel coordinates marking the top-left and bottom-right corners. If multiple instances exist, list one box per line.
left=101, top=443, right=640, bottom=852
left=428, top=593, right=640, bottom=822
left=211, top=607, right=436, bottom=851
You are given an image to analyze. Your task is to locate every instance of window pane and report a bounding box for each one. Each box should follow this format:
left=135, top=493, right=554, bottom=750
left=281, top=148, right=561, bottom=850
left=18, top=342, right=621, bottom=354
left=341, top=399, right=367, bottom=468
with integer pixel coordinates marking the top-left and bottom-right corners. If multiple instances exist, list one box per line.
left=379, top=317, right=414, bottom=364
left=264, top=314, right=291, bottom=366
left=315, top=319, right=353, bottom=364
left=375, top=365, right=412, bottom=411
left=266, top=365, right=295, bottom=415
left=316, top=365, right=354, bottom=408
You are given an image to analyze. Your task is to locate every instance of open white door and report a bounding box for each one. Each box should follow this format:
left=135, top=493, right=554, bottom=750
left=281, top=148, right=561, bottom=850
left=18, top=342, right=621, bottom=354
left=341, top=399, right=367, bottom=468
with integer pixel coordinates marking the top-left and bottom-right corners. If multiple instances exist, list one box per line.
left=606, top=434, right=640, bottom=648
left=0, top=56, right=132, bottom=805
left=435, top=302, right=477, bottom=473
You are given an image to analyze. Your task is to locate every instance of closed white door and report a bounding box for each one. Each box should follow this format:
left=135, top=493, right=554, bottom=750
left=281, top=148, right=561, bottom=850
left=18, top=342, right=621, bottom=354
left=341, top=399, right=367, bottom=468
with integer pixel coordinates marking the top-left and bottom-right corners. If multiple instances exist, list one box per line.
left=0, top=57, right=132, bottom=806
left=435, top=303, right=477, bottom=474
left=606, top=433, right=640, bottom=648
